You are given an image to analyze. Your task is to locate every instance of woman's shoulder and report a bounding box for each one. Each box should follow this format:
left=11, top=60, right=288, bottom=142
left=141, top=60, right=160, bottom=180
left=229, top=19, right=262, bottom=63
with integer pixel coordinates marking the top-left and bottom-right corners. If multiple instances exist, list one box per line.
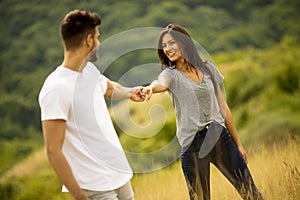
left=203, top=60, right=216, bottom=68
left=164, top=66, right=179, bottom=74
left=203, top=60, right=224, bottom=82
left=203, top=60, right=221, bottom=73
left=159, top=66, right=178, bottom=80
left=163, top=65, right=176, bottom=70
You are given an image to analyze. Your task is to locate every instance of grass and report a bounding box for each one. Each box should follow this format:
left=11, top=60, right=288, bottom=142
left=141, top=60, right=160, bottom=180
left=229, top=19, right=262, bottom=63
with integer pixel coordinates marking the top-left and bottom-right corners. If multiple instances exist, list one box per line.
left=131, top=138, right=300, bottom=200
left=1, top=135, right=299, bottom=200
left=1, top=42, right=299, bottom=199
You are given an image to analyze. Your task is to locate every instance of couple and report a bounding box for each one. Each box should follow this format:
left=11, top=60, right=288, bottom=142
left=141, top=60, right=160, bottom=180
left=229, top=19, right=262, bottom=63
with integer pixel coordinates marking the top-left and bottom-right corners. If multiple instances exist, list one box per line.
left=39, top=10, right=263, bottom=200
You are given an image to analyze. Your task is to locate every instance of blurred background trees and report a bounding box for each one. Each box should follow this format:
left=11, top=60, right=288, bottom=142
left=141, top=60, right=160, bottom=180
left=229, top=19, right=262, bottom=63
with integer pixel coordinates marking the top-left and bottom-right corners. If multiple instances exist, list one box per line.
left=0, top=0, right=299, bottom=178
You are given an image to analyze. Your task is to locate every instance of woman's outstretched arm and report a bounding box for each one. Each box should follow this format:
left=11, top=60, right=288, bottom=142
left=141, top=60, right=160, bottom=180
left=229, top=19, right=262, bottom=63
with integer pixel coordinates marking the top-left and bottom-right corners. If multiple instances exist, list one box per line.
left=143, top=77, right=169, bottom=101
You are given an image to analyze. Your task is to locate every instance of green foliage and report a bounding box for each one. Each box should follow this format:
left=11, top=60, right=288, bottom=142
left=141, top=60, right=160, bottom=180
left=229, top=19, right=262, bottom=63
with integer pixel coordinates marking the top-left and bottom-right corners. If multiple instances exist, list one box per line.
left=274, top=63, right=299, bottom=94
left=0, top=0, right=299, bottom=198
left=120, top=119, right=176, bottom=153
left=0, top=138, right=42, bottom=175
left=0, top=0, right=299, bottom=145
left=0, top=169, right=73, bottom=200
left=220, top=39, right=300, bottom=146
left=0, top=179, right=22, bottom=200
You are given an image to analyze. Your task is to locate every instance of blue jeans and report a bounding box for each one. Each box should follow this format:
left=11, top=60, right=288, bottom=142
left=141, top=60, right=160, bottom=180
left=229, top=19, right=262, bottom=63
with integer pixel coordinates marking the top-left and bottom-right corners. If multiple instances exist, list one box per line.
left=181, top=124, right=263, bottom=200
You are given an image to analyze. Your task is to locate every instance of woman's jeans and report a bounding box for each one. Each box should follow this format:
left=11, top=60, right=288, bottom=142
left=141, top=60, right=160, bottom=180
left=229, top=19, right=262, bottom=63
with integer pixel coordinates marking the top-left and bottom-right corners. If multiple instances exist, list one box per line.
left=181, top=123, right=263, bottom=200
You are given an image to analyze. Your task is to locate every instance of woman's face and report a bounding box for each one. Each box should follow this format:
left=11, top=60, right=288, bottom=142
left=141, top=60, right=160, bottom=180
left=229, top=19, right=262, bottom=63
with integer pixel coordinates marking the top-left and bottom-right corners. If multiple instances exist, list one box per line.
left=162, top=33, right=182, bottom=63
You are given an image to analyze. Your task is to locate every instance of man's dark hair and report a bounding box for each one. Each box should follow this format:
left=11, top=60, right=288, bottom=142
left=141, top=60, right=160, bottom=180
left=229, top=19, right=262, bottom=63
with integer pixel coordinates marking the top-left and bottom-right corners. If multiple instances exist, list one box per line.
left=60, top=10, right=101, bottom=50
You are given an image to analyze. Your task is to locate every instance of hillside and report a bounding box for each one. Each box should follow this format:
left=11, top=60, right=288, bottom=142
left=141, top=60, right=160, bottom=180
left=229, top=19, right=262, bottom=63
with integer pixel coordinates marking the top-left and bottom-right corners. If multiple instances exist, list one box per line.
left=1, top=41, right=300, bottom=199
left=114, top=37, right=300, bottom=152
left=0, top=0, right=300, bottom=199
left=1, top=0, right=300, bottom=147
left=217, top=37, right=300, bottom=148
left=116, top=39, right=300, bottom=173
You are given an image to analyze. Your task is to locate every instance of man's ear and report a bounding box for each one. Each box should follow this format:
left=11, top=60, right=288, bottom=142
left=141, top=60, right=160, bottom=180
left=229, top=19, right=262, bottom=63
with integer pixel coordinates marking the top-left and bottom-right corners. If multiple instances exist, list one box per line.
left=86, top=34, right=93, bottom=47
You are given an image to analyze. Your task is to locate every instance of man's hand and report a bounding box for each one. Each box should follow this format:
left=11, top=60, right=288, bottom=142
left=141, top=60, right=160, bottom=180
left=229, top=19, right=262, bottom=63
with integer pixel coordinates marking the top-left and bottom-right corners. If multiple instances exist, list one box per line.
left=74, top=190, right=88, bottom=200
left=42, top=120, right=87, bottom=199
left=130, top=82, right=167, bottom=102
left=130, top=86, right=147, bottom=102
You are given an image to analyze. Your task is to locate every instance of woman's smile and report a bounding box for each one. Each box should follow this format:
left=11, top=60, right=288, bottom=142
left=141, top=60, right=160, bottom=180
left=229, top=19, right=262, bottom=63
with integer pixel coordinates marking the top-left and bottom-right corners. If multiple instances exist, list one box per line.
left=162, top=33, right=182, bottom=62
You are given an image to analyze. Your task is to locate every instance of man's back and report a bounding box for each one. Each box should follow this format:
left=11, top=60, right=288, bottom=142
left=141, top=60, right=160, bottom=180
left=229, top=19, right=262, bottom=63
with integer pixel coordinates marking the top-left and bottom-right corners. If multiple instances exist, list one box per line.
left=39, top=62, right=133, bottom=191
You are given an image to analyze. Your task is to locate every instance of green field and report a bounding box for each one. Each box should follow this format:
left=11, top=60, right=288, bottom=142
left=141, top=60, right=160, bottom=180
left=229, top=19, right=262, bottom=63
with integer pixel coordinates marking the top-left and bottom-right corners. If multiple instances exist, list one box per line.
left=1, top=40, right=300, bottom=199
left=1, top=0, right=300, bottom=198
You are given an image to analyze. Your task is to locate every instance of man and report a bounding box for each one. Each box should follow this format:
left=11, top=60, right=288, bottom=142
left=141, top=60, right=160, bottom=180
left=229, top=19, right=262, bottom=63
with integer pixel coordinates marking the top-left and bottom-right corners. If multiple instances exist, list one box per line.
left=39, top=10, right=145, bottom=200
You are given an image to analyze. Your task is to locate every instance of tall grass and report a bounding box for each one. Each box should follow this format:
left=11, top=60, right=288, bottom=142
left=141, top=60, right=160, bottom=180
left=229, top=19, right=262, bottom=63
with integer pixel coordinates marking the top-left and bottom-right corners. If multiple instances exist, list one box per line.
left=131, top=139, right=300, bottom=200
left=1, top=41, right=299, bottom=199
left=1, top=138, right=299, bottom=200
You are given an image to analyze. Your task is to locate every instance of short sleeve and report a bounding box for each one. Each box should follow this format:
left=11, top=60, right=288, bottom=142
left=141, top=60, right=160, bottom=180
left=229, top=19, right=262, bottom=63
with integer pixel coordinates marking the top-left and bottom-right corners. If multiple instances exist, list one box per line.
left=87, top=62, right=108, bottom=94
left=205, top=60, right=224, bottom=84
left=97, top=74, right=108, bottom=94
left=39, top=83, right=71, bottom=121
left=152, top=68, right=174, bottom=89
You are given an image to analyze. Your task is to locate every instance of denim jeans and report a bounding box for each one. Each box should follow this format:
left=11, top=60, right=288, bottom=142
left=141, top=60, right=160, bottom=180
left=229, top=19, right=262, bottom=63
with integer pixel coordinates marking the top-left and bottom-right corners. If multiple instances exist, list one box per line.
left=181, top=124, right=263, bottom=200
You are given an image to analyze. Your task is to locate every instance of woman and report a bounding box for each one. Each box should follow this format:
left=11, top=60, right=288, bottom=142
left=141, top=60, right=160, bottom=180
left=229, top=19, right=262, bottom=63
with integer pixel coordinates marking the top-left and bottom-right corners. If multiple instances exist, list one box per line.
left=143, top=24, right=263, bottom=200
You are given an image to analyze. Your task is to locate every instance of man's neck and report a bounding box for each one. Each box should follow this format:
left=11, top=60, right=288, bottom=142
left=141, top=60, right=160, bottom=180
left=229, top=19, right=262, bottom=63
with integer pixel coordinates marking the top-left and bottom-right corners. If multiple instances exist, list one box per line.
left=61, top=50, right=88, bottom=72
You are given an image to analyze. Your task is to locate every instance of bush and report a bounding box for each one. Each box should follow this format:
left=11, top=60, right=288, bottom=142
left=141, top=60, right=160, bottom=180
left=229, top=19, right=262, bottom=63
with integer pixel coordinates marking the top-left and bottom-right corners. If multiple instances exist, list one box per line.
left=274, top=63, right=299, bottom=94
left=0, top=180, right=21, bottom=200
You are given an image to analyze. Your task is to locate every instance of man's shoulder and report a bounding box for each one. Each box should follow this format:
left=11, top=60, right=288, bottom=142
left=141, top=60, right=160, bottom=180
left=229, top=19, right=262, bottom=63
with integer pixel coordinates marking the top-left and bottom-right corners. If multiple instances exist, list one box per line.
left=85, top=62, right=100, bottom=73
left=40, top=67, right=76, bottom=96
left=43, top=69, right=66, bottom=88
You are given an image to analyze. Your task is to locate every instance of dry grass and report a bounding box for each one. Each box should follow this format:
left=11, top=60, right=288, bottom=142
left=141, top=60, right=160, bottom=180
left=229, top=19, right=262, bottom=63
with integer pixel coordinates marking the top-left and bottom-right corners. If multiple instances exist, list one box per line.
left=131, top=162, right=188, bottom=200
left=1, top=149, right=50, bottom=180
left=1, top=140, right=299, bottom=200
left=131, top=139, right=300, bottom=200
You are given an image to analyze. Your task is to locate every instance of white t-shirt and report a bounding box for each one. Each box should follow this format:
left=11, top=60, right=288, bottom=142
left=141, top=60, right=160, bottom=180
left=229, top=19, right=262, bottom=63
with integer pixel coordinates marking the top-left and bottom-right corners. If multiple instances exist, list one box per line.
left=38, top=62, right=132, bottom=191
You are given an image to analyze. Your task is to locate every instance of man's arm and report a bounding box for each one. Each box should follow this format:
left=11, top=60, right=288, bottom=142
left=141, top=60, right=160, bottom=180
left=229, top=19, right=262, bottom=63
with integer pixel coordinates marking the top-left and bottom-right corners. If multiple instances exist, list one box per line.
left=42, top=120, right=87, bottom=200
left=104, top=79, right=145, bottom=101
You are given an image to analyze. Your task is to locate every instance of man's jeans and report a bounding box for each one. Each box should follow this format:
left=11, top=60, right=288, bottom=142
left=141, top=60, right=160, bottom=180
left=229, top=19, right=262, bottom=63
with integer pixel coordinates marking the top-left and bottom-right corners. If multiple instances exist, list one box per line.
left=83, top=182, right=134, bottom=200
left=181, top=123, right=263, bottom=200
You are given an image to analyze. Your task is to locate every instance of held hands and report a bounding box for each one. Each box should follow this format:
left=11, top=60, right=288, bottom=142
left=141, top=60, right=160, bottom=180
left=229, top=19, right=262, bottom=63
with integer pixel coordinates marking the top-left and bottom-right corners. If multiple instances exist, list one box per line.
left=129, top=86, right=153, bottom=102
left=142, top=86, right=153, bottom=102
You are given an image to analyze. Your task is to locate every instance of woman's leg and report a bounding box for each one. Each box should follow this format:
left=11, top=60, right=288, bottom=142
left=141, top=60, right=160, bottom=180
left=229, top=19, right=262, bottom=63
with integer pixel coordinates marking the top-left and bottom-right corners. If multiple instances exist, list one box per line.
left=181, top=131, right=212, bottom=200
left=211, top=128, right=263, bottom=200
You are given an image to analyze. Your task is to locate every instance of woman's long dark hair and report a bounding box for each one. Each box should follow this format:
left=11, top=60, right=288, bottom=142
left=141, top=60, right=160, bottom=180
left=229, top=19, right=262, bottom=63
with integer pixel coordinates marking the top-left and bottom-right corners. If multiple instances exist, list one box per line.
left=157, top=23, right=217, bottom=90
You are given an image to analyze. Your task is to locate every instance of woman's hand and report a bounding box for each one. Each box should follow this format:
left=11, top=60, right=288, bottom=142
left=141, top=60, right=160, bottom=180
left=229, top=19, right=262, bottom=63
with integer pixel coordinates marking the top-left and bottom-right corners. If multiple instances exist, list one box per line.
left=238, top=145, right=248, bottom=164
left=130, top=86, right=147, bottom=102
left=141, top=86, right=153, bottom=102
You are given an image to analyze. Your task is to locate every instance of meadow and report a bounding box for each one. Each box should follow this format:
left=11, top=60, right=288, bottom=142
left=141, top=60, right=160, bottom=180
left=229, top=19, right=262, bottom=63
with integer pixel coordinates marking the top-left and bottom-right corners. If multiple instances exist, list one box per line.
left=0, top=0, right=299, bottom=199
left=1, top=138, right=299, bottom=200
left=1, top=36, right=299, bottom=200
left=131, top=138, right=300, bottom=200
